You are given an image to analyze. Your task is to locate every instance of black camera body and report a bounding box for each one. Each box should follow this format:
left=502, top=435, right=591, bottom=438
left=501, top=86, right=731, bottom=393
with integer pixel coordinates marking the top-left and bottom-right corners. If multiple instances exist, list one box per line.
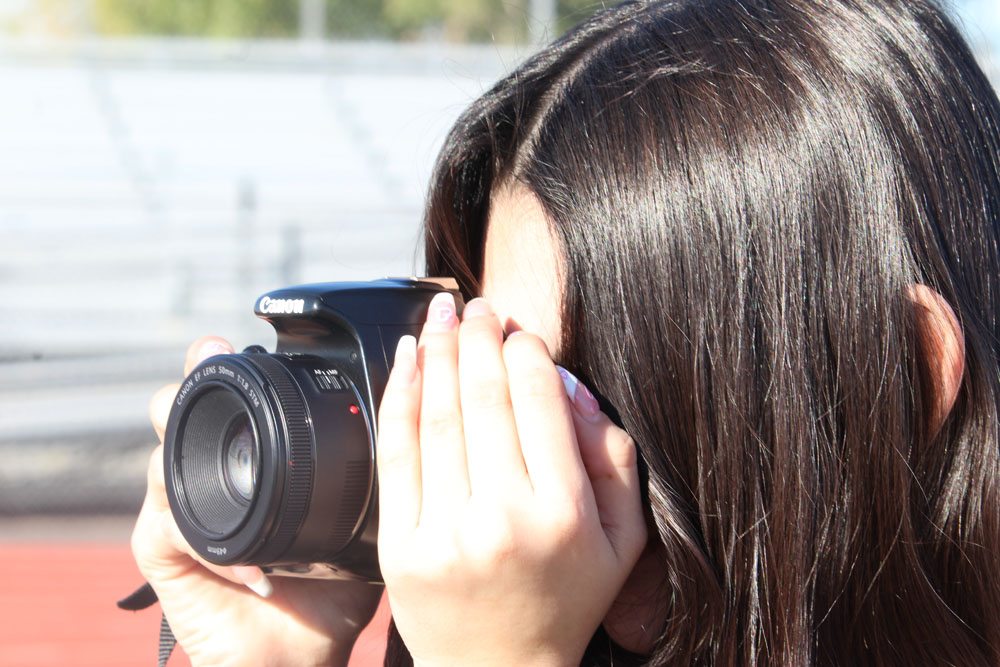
left=163, top=278, right=462, bottom=582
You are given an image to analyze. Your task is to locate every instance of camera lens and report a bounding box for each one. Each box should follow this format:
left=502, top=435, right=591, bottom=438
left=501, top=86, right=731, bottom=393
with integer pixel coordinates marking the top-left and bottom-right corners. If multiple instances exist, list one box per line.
left=222, top=414, right=256, bottom=503
left=164, top=351, right=379, bottom=579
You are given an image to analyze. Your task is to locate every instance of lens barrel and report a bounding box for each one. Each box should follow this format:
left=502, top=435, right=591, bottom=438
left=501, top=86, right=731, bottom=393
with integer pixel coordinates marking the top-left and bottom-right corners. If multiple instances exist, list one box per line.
left=164, top=352, right=378, bottom=580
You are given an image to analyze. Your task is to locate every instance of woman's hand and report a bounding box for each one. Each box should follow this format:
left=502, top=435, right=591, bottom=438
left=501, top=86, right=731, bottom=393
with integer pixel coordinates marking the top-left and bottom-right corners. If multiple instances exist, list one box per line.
left=131, top=337, right=382, bottom=667
left=377, top=294, right=647, bottom=667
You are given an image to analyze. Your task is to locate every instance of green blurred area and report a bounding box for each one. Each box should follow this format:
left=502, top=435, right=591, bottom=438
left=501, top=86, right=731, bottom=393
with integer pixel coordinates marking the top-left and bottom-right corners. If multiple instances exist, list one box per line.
left=17, top=0, right=604, bottom=42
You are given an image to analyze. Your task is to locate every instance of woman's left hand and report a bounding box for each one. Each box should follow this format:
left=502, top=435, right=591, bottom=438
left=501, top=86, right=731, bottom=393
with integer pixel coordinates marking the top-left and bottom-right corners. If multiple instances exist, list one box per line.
left=376, top=293, right=647, bottom=667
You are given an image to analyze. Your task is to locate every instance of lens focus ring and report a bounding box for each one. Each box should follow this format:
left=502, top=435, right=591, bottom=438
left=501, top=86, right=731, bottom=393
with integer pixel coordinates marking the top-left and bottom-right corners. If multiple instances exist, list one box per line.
left=247, top=354, right=314, bottom=563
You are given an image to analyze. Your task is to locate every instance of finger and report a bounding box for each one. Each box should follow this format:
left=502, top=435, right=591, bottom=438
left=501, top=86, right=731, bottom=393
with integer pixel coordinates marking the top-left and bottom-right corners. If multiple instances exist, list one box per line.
left=150, top=383, right=181, bottom=442
left=145, top=444, right=170, bottom=513
left=132, top=448, right=203, bottom=574
left=131, top=492, right=184, bottom=578
left=142, top=446, right=211, bottom=566
left=457, top=299, right=529, bottom=494
left=416, top=292, right=470, bottom=515
left=502, top=333, right=585, bottom=496
left=565, top=380, right=647, bottom=564
left=231, top=565, right=274, bottom=598
left=159, top=511, right=265, bottom=590
left=133, top=445, right=270, bottom=594
left=133, top=503, right=265, bottom=599
left=184, top=336, right=234, bottom=376
left=376, top=335, right=423, bottom=537
left=158, top=507, right=228, bottom=574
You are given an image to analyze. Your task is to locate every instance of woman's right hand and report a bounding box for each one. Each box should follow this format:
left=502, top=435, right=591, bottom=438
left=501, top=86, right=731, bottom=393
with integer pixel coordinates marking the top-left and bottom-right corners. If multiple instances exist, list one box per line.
left=131, top=337, right=383, bottom=667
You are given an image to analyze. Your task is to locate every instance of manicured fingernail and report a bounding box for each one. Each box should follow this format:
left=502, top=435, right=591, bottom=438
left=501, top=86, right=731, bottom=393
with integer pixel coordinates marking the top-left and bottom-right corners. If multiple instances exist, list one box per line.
left=393, top=335, right=418, bottom=383
left=462, top=297, right=493, bottom=320
left=233, top=566, right=273, bottom=599
left=246, top=575, right=273, bottom=599
left=198, top=341, right=232, bottom=364
left=557, top=366, right=601, bottom=422
left=425, top=292, right=457, bottom=332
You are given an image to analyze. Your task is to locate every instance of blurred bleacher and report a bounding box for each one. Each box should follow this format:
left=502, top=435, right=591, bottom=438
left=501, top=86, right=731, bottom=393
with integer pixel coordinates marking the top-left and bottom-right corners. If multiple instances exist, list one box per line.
left=0, top=38, right=523, bottom=516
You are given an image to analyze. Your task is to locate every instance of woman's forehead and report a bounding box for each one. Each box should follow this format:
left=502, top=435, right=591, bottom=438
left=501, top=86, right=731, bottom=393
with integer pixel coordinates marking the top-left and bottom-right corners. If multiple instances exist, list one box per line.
left=481, top=184, right=564, bottom=357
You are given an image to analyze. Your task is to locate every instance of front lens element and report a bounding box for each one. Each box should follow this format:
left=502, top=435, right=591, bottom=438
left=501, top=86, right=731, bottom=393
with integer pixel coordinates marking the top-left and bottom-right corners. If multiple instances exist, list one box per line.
left=177, top=387, right=258, bottom=537
left=223, top=414, right=256, bottom=503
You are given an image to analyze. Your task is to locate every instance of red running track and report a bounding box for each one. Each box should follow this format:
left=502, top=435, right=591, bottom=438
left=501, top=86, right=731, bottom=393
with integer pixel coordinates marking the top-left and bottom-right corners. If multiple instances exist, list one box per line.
left=0, top=544, right=389, bottom=666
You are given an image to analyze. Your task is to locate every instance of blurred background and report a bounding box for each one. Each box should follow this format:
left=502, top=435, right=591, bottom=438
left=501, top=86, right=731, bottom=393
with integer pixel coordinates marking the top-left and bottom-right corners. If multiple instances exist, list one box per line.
left=0, top=0, right=997, bottom=664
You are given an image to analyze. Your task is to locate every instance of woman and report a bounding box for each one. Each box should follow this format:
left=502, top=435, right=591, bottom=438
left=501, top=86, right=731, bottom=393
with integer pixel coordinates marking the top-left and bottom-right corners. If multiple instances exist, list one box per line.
left=132, top=0, right=1000, bottom=664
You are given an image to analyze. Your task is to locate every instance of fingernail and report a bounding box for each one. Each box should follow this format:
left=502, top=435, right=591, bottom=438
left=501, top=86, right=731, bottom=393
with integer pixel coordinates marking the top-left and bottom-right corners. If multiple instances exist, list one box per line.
left=462, top=297, right=493, bottom=320
left=233, top=566, right=273, bottom=599
left=425, top=292, right=457, bottom=332
left=557, top=366, right=601, bottom=422
left=198, top=341, right=232, bottom=364
left=393, top=335, right=418, bottom=383
left=246, top=575, right=273, bottom=599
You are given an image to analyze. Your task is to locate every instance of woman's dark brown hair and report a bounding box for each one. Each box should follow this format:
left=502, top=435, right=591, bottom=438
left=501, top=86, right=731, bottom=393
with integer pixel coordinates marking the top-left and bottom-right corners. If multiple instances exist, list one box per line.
left=387, top=0, right=1000, bottom=664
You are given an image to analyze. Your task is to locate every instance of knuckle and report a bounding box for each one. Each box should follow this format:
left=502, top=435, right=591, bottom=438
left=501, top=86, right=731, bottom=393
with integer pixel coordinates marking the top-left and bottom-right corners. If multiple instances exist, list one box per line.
left=425, top=550, right=463, bottom=581
left=376, top=446, right=415, bottom=477
left=630, top=518, right=650, bottom=553
left=421, top=410, right=463, bottom=438
left=146, top=447, right=164, bottom=487
left=515, top=369, right=564, bottom=401
left=502, top=332, right=548, bottom=359
left=419, top=332, right=456, bottom=356
left=149, top=384, right=179, bottom=430
left=612, top=433, right=639, bottom=468
left=545, top=501, right=588, bottom=546
left=376, top=544, right=407, bottom=579
left=382, top=538, right=462, bottom=587
left=129, top=510, right=162, bottom=571
left=502, top=342, right=563, bottom=399
left=129, top=518, right=146, bottom=562
left=459, top=313, right=501, bottom=339
left=377, top=392, right=412, bottom=425
left=464, top=381, right=511, bottom=412
left=462, top=516, right=521, bottom=567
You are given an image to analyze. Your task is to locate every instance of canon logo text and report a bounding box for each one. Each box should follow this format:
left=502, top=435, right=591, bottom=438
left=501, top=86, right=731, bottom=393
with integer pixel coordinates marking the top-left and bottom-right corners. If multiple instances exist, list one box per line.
left=259, top=296, right=305, bottom=315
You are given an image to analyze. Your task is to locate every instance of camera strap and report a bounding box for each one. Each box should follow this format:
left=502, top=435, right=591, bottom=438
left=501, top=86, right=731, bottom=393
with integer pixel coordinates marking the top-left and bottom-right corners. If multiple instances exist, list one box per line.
left=117, top=582, right=177, bottom=667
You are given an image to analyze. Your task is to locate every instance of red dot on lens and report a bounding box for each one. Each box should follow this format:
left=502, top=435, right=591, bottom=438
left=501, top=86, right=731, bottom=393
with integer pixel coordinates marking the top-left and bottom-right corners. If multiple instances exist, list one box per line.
left=349, top=405, right=359, bottom=415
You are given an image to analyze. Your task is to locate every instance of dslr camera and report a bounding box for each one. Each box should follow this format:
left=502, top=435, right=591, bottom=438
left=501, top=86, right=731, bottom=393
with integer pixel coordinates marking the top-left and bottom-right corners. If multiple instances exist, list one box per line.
left=163, top=278, right=462, bottom=583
